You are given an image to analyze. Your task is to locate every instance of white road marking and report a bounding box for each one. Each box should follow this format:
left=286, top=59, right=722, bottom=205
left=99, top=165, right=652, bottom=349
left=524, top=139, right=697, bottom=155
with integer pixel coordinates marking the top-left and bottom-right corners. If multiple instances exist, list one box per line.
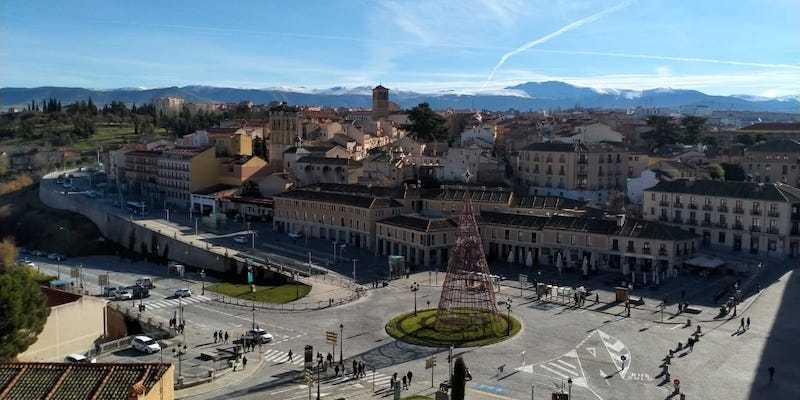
left=539, top=364, right=569, bottom=379
left=557, top=359, right=577, bottom=370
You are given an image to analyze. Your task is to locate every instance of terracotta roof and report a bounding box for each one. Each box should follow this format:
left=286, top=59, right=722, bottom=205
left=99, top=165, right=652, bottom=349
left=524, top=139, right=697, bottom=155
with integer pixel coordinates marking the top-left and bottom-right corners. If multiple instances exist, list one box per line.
left=647, top=179, right=800, bottom=202
left=296, top=156, right=361, bottom=167
left=378, top=215, right=457, bottom=232
left=41, top=287, right=81, bottom=308
left=0, top=362, right=171, bottom=400
left=513, top=195, right=585, bottom=210
left=423, top=188, right=512, bottom=204
left=740, top=122, right=800, bottom=131
left=275, top=189, right=402, bottom=209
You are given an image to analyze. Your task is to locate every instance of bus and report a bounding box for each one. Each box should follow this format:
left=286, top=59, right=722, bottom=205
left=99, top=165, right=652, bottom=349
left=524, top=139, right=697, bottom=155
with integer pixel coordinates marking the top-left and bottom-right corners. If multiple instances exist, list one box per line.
left=126, top=201, right=147, bottom=216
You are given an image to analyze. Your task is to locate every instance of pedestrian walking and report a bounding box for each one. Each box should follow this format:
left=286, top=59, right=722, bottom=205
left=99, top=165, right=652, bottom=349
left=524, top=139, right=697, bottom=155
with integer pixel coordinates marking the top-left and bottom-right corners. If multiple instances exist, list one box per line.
left=224, top=331, right=229, bottom=343
left=402, top=376, right=407, bottom=390
left=288, top=349, right=293, bottom=361
left=242, top=356, right=248, bottom=370
left=393, top=372, right=398, bottom=388
left=688, top=337, right=695, bottom=352
left=407, top=370, right=413, bottom=386
left=740, top=318, right=745, bottom=332
left=335, top=364, right=340, bottom=377
left=214, top=331, right=218, bottom=343
left=768, top=366, right=775, bottom=383
left=746, top=317, right=751, bottom=330
left=389, top=375, right=395, bottom=390
left=352, top=360, right=357, bottom=377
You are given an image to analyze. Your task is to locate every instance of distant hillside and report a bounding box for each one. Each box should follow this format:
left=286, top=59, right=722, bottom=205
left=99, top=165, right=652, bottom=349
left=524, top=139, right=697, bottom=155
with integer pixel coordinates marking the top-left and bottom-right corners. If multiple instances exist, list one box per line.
left=2, top=82, right=798, bottom=113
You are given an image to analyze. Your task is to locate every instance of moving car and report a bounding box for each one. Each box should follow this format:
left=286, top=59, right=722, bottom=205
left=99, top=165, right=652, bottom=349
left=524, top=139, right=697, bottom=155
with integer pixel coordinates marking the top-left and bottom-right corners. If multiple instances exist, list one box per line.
left=114, top=290, right=133, bottom=301
left=136, top=277, right=154, bottom=289
left=23, top=260, right=36, bottom=269
left=234, top=235, right=248, bottom=244
left=65, top=353, right=96, bottom=363
left=174, top=288, right=192, bottom=298
left=244, top=328, right=273, bottom=344
left=132, top=336, right=161, bottom=354
left=47, top=253, right=65, bottom=262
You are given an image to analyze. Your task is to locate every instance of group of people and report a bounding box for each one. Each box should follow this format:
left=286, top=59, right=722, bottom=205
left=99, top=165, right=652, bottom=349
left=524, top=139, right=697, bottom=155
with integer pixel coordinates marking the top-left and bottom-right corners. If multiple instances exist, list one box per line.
left=737, top=317, right=751, bottom=333
left=169, top=318, right=185, bottom=333
left=389, top=371, right=414, bottom=391
left=213, top=330, right=230, bottom=344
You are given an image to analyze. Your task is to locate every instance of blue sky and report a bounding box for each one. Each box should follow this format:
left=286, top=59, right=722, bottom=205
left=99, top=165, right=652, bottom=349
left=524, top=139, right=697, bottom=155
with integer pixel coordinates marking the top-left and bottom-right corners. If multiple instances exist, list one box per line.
left=2, top=0, right=799, bottom=96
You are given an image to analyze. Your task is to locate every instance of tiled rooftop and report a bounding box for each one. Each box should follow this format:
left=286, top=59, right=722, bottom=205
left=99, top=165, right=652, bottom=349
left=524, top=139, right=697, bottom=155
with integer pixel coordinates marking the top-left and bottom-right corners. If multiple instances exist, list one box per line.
left=648, top=179, right=800, bottom=202
left=0, top=363, right=170, bottom=400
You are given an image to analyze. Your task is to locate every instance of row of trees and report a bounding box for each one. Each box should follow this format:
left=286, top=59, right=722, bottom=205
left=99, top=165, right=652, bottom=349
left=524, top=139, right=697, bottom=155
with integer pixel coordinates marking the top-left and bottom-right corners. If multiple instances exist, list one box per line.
left=641, top=115, right=712, bottom=148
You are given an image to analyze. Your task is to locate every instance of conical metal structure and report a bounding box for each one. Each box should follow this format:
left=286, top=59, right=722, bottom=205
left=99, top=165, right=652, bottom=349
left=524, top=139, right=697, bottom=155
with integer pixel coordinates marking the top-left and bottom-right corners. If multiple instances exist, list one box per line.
left=436, top=189, right=499, bottom=329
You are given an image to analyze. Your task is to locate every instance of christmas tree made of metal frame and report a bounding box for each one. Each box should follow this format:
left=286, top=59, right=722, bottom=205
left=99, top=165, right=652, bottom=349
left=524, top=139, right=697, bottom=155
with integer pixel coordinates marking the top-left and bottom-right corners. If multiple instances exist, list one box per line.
left=435, top=182, right=499, bottom=330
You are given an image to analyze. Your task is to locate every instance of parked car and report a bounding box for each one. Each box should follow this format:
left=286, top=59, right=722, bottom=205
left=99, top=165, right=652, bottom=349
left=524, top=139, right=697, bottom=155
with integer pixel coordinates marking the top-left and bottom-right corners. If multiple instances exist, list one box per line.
left=103, top=287, right=121, bottom=297
left=47, top=253, right=66, bottom=262
left=65, top=354, right=96, bottom=363
left=86, top=191, right=97, bottom=199
left=114, top=290, right=133, bottom=301
left=132, top=336, right=161, bottom=354
left=234, top=236, right=248, bottom=244
left=244, top=328, right=273, bottom=344
left=174, top=288, right=192, bottom=298
left=288, top=232, right=303, bottom=239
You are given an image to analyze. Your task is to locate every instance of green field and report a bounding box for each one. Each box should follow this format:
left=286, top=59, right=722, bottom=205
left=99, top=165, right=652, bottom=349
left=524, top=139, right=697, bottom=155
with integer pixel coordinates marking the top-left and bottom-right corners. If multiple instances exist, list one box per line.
left=386, top=308, right=521, bottom=347
left=207, top=282, right=311, bottom=304
left=71, top=124, right=167, bottom=152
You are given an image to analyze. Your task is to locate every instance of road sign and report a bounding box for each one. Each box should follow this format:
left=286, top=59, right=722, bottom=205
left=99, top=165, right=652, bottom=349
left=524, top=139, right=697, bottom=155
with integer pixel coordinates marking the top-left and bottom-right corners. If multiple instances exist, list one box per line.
left=425, top=356, right=436, bottom=369
left=325, top=331, right=338, bottom=345
left=98, top=274, right=109, bottom=287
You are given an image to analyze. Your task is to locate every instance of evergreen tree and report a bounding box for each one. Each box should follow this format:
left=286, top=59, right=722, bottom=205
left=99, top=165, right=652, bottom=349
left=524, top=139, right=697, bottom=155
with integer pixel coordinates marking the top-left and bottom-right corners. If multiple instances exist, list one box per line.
left=0, top=267, right=50, bottom=361
left=407, top=103, right=448, bottom=143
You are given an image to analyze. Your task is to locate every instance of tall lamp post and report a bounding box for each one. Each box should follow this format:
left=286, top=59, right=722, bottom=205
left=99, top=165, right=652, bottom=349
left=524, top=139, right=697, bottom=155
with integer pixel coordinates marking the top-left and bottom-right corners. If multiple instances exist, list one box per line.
left=567, top=377, right=573, bottom=399
left=200, top=269, right=206, bottom=295
left=499, top=297, right=513, bottom=336
left=173, top=344, right=188, bottom=384
left=56, top=225, right=67, bottom=279
left=352, top=258, right=358, bottom=283
left=339, top=323, right=344, bottom=366
left=410, top=282, right=420, bottom=315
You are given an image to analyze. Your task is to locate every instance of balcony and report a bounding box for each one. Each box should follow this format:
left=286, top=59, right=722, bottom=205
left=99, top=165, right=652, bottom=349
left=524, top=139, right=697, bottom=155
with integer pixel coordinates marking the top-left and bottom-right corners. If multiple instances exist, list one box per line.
left=716, top=222, right=728, bottom=229
left=687, top=219, right=698, bottom=226
left=642, top=248, right=651, bottom=255
left=733, top=223, right=744, bottom=230
left=578, top=157, right=588, bottom=164
left=673, top=217, right=684, bottom=224
left=750, top=209, right=762, bottom=216
left=750, top=226, right=761, bottom=233
left=659, top=215, right=668, bottom=222
left=718, top=205, right=729, bottom=212
left=767, top=227, right=779, bottom=235
left=701, top=220, right=712, bottom=227
left=674, top=202, right=684, bottom=209
left=768, top=211, right=780, bottom=218
left=658, top=249, right=668, bottom=257
left=659, top=201, right=669, bottom=207
left=734, top=207, right=744, bottom=214
left=702, top=204, right=714, bottom=211
left=688, top=203, right=698, bottom=210
left=626, top=246, right=636, bottom=253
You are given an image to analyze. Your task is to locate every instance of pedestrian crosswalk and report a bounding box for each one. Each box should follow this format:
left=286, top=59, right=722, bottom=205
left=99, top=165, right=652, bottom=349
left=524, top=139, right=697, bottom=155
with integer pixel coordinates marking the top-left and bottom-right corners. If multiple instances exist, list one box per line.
left=144, top=295, right=212, bottom=310
left=262, top=349, right=305, bottom=366
left=598, top=330, right=631, bottom=376
left=536, top=350, right=583, bottom=380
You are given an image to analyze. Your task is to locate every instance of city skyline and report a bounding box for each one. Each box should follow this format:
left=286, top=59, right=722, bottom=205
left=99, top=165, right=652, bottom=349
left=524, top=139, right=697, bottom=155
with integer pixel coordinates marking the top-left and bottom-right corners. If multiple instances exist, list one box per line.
left=2, top=0, right=799, bottom=97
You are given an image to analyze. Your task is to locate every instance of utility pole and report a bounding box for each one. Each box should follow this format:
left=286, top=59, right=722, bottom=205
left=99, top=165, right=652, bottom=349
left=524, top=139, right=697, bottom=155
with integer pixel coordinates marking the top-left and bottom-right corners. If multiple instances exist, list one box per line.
left=352, top=259, right=358, bottom=282
left=339, top=323, right=344, bottom=366
left=410, top=282, right=420, bottom=315
left=200, top=269, right=206, bottom=295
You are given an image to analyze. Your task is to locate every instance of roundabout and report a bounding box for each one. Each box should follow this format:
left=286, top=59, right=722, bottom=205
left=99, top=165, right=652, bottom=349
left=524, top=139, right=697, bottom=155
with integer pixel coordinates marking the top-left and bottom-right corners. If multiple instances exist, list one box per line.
left=385, top=308, right=521, bottom=347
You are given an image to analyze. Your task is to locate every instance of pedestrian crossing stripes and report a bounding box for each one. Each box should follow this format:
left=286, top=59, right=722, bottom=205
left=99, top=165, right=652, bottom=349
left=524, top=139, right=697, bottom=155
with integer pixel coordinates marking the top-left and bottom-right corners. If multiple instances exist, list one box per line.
left=597, top=330, right=631, bottom=376
left=262, top=349, right=305, bottom=366
left=144, top=295, right=212, bottom=310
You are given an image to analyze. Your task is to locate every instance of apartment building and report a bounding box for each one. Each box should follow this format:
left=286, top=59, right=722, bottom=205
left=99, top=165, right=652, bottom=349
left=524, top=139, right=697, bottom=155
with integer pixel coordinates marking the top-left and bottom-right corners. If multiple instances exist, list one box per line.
left=157, top=146, right=219, bottom=209
left=517, top=141, right=628, bottom=204
left=268, top=103, right=300, bottom=168
left=291, top=156, right=362, bottom=186
left=272, top=188, right=405, bottom=250
left=218, top=155, right=267, bottom=186
left=124, top=149, right=162, bottom=204
left=374, top=211, right=696, bottom=280
left=736, top=139, right=800, bottom=186
left=643, top=179, right=800, bottom=257
left=207, top=127, right=253, bottom=156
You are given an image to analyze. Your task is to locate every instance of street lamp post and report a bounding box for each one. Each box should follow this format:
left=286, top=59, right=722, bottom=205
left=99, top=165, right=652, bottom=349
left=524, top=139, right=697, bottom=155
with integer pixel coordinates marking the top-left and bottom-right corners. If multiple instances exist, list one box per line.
left=316, top=359, right=322, bottom=400
left=339, top=323, right=344, bottom=366
left=410, top=282, right=420, bottom=315
left=200, top=269, right=206, bottom=295
left=172, top=344, right=188, bottom=384
left=252, top=302, right=256, bottom=330
left=499, top=297, right=513, bottom=336
left=352, top=259, right=358, bottom=283
left=567, top=377, right=572, bottom=399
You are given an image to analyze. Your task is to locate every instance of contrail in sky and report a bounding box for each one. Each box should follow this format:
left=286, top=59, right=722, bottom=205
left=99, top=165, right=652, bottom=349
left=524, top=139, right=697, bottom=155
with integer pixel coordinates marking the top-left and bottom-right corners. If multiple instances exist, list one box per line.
left=482, top=0, right=636, bottom=88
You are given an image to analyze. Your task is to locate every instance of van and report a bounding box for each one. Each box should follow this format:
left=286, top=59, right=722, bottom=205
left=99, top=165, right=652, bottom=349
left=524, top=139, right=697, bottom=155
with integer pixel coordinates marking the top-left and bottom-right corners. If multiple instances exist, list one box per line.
left=136, top=277, right=154, bottom=289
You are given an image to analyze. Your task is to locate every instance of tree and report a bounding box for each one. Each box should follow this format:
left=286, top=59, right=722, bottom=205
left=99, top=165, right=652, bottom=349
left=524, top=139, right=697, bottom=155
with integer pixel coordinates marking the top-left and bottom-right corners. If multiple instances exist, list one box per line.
left=0, top=267, right=50, bottom=361
left=680, top=116, right=706, bottom=145
left=735, top=134, right=754, bottom=146
left=722, top=163, right=747, bottom=181
left=407, top=103, right=448, bottom=143
left=451, top=357, right=467, bottom=400
left=708, top=163, right=725, bottom=180
left=240, top=180, right=261, bottom=197
left=642, top=116, right=680, bottom=148
left=0, top=237, right=17, bottom=271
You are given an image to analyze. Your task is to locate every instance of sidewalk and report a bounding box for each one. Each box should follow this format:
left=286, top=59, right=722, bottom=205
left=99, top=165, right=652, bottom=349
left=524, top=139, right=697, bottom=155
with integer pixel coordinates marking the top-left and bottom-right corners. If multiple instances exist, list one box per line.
left=176, top=347, right=266, bottom=398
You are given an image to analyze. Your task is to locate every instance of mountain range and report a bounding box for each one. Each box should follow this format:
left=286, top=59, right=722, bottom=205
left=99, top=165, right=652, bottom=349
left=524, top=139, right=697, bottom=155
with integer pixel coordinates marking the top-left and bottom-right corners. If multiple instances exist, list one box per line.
left=1, top=81, right=798, bottom=113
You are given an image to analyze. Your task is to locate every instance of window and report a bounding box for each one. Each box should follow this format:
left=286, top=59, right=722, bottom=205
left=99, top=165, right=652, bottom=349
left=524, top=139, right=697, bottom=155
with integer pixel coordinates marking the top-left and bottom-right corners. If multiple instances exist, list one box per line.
left=556, top=233, right=561, bottom=243
left=570, top=235, right=576, bottom=245
left=718, top=232, right=726, bottom=244
left=612, top=239, right=619, bottom=250
left=531, top=233, right=537, bottom=243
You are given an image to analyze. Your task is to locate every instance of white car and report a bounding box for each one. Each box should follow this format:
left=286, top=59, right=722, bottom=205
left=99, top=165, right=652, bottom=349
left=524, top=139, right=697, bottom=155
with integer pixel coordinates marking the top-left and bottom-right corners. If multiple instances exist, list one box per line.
left=288, top=232, right=303, bottom=239
left=24, top=261, right=36, bottom=269
left=244, top=328, right=273, bottom=344
left=115, top=290, right=133, bottom=301
left=132, top=336, right=161, bottom=354
left=65, top=353, right=96, bottom=363
left=234, top=236, right=248, bottom=244
left=174, top=288, right=192, bottom=298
